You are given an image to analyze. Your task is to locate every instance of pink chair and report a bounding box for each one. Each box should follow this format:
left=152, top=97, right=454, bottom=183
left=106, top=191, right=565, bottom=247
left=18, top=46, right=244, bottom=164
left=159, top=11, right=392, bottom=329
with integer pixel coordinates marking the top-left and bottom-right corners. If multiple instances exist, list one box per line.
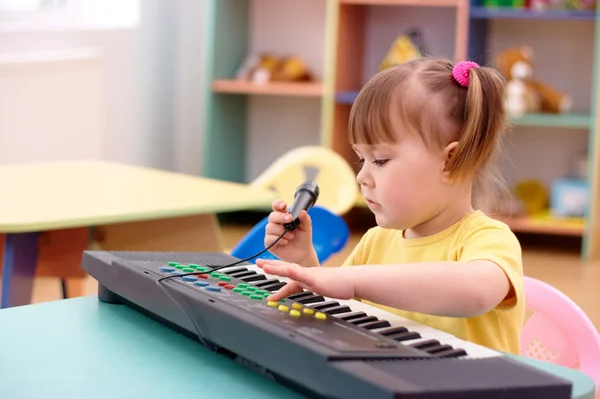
left=521, top=276, right=600, bottom=393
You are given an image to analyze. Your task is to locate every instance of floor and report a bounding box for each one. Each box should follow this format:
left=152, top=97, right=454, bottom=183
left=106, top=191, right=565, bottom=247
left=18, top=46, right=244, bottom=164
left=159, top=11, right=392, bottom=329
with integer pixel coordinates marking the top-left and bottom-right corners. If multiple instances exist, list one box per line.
left=25, top=221, right=600, bottom=330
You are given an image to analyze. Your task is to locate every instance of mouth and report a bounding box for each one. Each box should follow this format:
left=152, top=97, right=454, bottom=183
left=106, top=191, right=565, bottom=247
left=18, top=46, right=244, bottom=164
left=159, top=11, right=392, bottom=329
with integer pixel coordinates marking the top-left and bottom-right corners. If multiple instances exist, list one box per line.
left=365, top=198, right=380, bottom=208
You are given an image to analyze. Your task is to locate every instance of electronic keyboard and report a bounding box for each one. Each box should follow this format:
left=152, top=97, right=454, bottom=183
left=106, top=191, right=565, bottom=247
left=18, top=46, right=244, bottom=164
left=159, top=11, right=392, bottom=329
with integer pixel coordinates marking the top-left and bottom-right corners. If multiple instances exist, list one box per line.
left=82, top=250, right=572, bottom=399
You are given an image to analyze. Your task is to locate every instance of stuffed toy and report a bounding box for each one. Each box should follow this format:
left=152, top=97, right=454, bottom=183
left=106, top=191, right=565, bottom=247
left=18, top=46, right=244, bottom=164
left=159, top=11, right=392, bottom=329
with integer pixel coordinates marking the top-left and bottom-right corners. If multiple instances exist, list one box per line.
left=235, top=54, right=313, bottom=83
left=495, top=46, right=572, bottom=116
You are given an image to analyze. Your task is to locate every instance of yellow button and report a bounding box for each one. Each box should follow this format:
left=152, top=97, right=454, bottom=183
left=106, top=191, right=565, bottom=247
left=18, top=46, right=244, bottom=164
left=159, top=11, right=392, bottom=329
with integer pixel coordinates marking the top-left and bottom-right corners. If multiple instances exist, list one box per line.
left=267, top=301, right=278, bottom=307
left=289, top=309, right=301, bottom=317
left=303, top=308, right=315, bottom=315
left=278, top=305, right=289, bottom=312
left=315, top=312, right=326, bottom=320
left=292, top=303, right=302, bottom=310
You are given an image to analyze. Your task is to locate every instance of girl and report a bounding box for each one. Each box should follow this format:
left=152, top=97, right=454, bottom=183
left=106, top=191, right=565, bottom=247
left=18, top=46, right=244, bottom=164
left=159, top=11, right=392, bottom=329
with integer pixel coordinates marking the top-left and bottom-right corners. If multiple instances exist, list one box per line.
left=257, top=57, right=524, bottom=355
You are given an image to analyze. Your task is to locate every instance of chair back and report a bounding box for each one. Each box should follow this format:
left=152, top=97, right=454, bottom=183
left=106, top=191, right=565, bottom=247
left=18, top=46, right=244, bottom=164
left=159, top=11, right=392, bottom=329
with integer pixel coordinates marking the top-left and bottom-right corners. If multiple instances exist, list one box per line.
left=250, top=146, right=358, bottom=215
left=521, top=276, right=600, bottom=393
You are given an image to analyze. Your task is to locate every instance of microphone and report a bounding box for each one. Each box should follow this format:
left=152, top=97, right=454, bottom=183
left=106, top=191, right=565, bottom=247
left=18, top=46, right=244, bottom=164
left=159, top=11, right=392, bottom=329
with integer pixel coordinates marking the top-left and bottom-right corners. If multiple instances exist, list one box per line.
left=284, top=181, right=320, bottom=231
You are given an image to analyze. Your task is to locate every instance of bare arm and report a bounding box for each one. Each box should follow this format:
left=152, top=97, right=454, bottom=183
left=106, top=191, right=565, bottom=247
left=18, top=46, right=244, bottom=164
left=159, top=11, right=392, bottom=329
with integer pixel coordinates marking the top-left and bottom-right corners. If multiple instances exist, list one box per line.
left=256, top=259, right=511, bottom=318
left=349, top=260, right=511, bottom=317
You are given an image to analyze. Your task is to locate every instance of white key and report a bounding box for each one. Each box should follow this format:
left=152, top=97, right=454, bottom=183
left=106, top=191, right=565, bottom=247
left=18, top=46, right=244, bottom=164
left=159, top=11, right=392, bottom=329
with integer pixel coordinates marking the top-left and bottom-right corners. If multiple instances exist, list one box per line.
left=221, top=263, right=501, bottom=359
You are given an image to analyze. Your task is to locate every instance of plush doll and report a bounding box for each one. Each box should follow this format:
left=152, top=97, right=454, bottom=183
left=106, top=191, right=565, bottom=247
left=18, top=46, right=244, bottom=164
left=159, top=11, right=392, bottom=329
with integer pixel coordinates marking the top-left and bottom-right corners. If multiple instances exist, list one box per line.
left=495, top=46, right=572, bottom=115
left=235, top=54, right=313, bottom=83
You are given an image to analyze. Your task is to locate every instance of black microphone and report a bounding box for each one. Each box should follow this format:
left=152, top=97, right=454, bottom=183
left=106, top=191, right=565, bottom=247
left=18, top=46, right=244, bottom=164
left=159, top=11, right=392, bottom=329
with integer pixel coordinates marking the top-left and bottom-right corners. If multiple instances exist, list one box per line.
left=284, top=181, right=320, bottom=231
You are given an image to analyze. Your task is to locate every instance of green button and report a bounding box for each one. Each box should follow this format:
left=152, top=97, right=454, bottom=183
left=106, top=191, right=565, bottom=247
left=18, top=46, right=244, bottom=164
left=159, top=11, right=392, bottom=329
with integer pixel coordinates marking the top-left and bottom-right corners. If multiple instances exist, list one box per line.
left=241, top=291, right=253, bottom=296
left=196, top=266, right=209, bottom=272
left=210, top=272, right=221, bottom=277
left=175, top=265, right=185, bottom=270
left=232, top=288, right=244, bottom=293
left=219, top=275, right=231, bottom=282
left=188, top=263, right=200, bottom=268
left=280, top=299, right=286, bottom=302
left=238, top=283, right=249, bottom=288
left=246, top=286, right=257, bottom=292
left=168, top=262, right=179, bottom=267
left=250, top=294, right=263, bottom=300
left=182, top=267, right=195, bottom=272
left=263, top=292, right=270, bottom=297
left=255, top=290, right=267, bottom=295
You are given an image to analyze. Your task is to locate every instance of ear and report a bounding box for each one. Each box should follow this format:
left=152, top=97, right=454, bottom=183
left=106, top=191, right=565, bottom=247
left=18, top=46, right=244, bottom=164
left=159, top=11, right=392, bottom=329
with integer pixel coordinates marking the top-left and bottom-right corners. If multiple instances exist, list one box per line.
left=442, top=141, right=459, bottom=180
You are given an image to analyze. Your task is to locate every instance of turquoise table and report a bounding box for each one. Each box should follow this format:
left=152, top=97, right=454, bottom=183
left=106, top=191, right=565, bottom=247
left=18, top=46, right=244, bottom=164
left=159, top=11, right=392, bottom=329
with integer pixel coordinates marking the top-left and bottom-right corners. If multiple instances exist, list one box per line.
left=0, top=296, right=594, bottom=399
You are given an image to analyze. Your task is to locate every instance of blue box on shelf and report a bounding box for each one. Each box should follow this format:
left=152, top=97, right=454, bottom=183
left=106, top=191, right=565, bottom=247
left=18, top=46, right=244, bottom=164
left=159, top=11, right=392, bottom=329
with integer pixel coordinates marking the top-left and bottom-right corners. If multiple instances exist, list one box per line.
left=550, top=178, right=589, bottom=218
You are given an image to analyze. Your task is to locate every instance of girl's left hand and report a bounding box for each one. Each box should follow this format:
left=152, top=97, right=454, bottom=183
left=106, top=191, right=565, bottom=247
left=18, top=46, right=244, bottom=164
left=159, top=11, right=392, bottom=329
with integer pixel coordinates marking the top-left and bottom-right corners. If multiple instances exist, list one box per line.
left=255, top=259, right=356, bottom=302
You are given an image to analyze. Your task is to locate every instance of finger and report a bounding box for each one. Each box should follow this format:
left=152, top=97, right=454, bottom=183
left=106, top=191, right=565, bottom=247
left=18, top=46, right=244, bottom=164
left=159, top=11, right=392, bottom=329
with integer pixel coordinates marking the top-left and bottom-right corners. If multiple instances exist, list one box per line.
left=272, top=200, right=287, bottom=212
left=265, top=223, right=294, bottom=238
left=268, top=211, right=293, bottom=225
left=267, top=281, right=301, bottom=301
left=256, top=258, right=289, bottom=268
left=297, top=210, right=312, bottom=232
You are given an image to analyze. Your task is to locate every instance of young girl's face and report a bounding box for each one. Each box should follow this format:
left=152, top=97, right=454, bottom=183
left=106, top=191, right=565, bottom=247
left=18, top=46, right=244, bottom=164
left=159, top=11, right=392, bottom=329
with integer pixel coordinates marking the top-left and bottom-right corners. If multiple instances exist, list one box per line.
left=353, top=132, right=457, bottom=232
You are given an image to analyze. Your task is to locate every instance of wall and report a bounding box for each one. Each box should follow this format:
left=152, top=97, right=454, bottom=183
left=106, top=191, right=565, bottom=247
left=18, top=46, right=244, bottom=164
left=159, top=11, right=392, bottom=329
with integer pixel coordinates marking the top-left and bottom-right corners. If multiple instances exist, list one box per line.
left=0, top=0, right=206, bottom=175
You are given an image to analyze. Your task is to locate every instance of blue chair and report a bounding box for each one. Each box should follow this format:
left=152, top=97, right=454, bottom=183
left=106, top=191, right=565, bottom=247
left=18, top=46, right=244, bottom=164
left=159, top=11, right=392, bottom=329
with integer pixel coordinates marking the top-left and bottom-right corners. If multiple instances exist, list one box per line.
left=230, top=205, right=350, bottom=265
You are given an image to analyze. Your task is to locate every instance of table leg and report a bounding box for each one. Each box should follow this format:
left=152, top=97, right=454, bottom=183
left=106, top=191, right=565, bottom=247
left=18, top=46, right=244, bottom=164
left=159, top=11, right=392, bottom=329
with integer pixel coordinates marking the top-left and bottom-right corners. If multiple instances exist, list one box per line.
left=1, top=232, right=39, bottom=309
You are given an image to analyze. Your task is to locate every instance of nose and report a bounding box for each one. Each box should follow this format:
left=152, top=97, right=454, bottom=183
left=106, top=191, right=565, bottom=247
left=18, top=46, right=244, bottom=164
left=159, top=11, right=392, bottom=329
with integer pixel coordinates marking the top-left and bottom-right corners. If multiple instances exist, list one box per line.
left=356, top=165, right=374, bottom=188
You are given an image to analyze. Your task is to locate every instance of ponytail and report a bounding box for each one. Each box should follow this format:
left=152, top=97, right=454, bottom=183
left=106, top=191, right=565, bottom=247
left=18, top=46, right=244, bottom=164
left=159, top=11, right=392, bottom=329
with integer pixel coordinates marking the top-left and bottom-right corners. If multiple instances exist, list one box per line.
left=446, top=63, right=508, bottom=181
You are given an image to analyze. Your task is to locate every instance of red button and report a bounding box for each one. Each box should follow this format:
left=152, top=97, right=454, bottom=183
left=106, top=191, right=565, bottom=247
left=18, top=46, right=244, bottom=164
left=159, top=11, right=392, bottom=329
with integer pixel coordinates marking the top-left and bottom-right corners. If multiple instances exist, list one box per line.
left=197, top=274, right=208, bottom=279
left=224, top=284, right=234, bottom=290
left=218, top=281, right=228, bottom=286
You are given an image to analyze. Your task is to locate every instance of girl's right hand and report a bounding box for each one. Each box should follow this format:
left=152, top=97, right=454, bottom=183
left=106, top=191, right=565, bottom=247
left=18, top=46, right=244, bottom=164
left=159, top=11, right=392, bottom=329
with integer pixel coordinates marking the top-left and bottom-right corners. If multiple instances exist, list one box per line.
left=264, top=199, right=316, bottom=266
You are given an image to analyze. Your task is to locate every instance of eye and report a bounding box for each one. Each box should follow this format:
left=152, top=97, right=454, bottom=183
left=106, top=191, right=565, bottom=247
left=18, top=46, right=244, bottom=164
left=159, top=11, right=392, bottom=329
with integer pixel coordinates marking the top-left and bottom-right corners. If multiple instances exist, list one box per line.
left=373, top=159, right=389, bottom=166
left=354, top=158, right=365, bottom=165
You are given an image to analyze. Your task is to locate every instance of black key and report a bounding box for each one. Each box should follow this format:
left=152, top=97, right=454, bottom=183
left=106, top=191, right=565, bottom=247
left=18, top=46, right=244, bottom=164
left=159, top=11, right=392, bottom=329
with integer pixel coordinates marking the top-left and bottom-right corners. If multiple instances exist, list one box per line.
left=338, top=311, right=366, bottom=321
left=254, top=278, right=280, bottom=288
left=323, top=305, right=351, bottom=315
left=229, top=270, right=256, bottom=278
left=389, top=331, right=421, bottom=342
left=377, top=326, right=408, bottom=336
left=359, top=320, right=391, bottom=330
left=409, top=339, right=440, bottom=350
left=261, top=282, right=287, bottom=291
left=241, top=274, right=267, bottom=282
left=433, top=348, right=468, bottom=358
left=222, top=267, right=248, bottom=275
left=426, top=345, right=453, bottom=354
left=350, top=316, right=378, bottom=325
left=288, top=291, right=314, bottom=300
left=310, top=301, right=339, bottom=310
left=297, top=295, right=325, bottom=304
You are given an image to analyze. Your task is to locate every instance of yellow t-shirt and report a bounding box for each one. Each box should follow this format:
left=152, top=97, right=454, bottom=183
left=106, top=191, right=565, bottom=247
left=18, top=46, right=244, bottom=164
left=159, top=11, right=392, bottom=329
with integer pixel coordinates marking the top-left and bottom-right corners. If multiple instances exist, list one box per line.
left=341, top=210, right=524, bottom=354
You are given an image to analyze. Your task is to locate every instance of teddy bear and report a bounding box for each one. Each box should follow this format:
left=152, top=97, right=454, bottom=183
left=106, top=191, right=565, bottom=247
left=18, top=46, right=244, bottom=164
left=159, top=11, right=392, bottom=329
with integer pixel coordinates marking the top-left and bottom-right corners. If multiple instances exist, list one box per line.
left=495, top=46, right=572, bottom=117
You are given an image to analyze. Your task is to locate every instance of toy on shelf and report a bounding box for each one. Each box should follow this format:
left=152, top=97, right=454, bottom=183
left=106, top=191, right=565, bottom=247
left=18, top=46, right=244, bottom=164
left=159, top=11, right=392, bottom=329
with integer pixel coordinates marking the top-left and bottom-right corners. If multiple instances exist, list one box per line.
left=379, top=29, right=425, bottom=71
left=496, top=46, right=573, bottom=117
left=235, top=54, right=314, bottom=84
left=484, top=0, right=596, bottom=9
left=514, top=179, right=550, bottom=215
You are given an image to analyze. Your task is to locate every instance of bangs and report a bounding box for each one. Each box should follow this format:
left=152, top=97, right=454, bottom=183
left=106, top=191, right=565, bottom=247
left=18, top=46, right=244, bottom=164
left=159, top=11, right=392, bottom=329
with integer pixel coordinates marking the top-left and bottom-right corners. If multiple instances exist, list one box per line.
left=348, top=76, right=398, bottom=145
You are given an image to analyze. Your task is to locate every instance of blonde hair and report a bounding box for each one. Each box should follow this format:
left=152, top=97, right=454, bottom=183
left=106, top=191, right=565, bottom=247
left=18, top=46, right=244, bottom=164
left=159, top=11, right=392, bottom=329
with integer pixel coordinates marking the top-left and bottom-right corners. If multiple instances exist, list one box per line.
left=348, top=57, right=509, bottom=212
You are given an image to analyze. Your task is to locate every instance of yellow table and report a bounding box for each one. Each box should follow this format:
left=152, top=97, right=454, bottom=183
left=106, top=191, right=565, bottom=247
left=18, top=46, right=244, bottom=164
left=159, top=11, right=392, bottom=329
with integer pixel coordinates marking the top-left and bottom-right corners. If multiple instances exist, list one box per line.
left=0, top=160, right=275, bottom=308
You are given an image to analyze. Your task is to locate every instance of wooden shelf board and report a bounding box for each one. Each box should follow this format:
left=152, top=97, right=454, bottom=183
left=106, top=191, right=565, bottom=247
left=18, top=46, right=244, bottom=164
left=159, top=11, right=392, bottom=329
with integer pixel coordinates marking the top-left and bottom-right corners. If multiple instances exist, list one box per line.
left=212, top=80, right=323, bottom=97
left=493, top=214, right=584, bottom=236
left=470, top=6, right=596, bottom=20
left=511, top=113, right=591, bottom=129
left=341, top=0, right=459, bottom=6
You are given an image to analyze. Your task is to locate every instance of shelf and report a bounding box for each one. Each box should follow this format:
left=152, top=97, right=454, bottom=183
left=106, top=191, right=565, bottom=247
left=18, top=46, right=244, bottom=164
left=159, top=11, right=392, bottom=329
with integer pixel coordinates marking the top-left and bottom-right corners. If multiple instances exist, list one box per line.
left=470, top=6, right=596, bottom=21
left=341, top=0, right=459, bottom=6
left=511, top=113, right=591, bottom=129
left=493, top=213, right=585, bottom=236
left=212, top=80, right=323, bottom=97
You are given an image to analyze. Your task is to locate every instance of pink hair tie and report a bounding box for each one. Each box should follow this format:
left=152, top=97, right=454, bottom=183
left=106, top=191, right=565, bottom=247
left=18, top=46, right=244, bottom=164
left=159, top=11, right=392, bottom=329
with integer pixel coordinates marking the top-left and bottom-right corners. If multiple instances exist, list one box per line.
left=452, top=61, right=479, bottom=87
